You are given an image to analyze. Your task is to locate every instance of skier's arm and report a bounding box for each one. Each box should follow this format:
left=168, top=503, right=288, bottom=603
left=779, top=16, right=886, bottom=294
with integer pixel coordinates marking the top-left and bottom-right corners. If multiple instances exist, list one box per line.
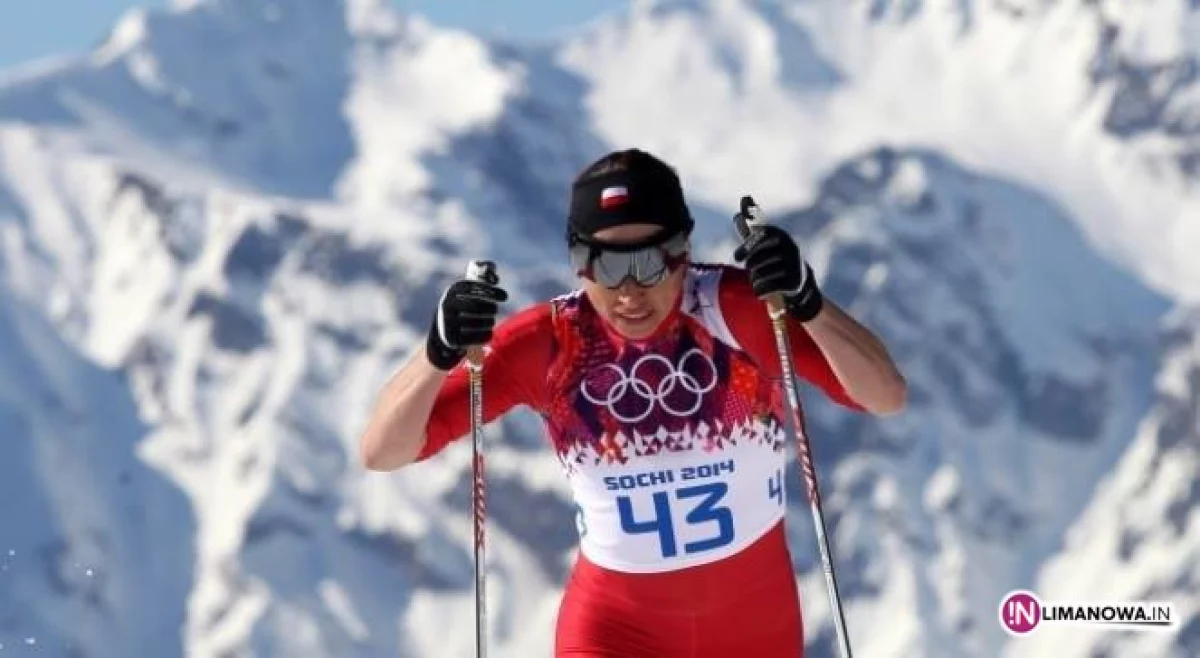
left=722, top=267, right=890, bottom=412
left=359, top=304, right=551, bottom=471
left=798, top=299, right=906, bottom=415
left=730, top=221, right=906, bottom=415
left=416, top=304, right=551, bottom=462
left=359, top=272, right=507, bottom=472
left=359, top=352, right=454, bottom=471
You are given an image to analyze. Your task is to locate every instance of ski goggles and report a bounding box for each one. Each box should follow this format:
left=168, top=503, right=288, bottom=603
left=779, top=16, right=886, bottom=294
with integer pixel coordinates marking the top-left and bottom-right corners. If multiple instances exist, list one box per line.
left=568, top=229, right=690, bottom=288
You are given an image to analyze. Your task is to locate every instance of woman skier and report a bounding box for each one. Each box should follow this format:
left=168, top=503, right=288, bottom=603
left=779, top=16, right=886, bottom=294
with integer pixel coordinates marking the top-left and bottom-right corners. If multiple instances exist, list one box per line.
left=359, top=148, right=907, bottom=657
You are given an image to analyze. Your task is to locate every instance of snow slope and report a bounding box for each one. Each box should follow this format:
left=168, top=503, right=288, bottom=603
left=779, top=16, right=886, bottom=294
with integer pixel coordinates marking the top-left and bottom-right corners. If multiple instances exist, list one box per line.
left=0, top=0, right=1195, bottom=656
left=0, top=286, right=195, bottom=657
left=1016, top=306, right=1200, bottom=658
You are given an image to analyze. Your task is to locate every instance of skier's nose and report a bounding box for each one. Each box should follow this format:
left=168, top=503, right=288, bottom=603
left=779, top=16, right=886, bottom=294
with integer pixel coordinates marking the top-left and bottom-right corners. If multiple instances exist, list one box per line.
left=615, top=279, right=644, bottom=299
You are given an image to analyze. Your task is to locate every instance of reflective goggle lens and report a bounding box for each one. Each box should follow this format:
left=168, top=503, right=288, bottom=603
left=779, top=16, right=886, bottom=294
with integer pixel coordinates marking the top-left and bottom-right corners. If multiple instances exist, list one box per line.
left=570, top=232, right=688, bottom=288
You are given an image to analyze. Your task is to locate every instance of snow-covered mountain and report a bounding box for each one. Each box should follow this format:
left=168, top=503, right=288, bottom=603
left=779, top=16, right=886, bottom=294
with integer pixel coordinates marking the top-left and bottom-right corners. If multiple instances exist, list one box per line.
left=0, top=0, right=1195, bottom=656
left=1023, top=305, right=1200, bottom=658
left=0, top=286, right=195, bottom=658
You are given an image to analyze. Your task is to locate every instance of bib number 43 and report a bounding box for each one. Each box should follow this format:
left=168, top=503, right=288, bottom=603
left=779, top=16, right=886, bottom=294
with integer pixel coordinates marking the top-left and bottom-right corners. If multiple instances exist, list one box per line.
left=616, top=482, right=734, bottom=558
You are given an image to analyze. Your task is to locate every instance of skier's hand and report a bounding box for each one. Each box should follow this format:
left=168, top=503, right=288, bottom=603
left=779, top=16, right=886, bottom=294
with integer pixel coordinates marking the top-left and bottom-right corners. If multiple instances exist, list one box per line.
left=425, top=274, right=508, bottom=371
left=733, top=224, right=823, bottom=322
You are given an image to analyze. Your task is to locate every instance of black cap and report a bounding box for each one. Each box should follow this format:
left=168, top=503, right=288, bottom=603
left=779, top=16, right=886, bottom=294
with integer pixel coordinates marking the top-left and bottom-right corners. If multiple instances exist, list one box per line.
left=567, top=149, right=694, bottom=242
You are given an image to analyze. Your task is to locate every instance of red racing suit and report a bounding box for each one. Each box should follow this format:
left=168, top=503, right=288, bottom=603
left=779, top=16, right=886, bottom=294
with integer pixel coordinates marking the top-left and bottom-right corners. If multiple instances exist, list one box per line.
left=417, top=263, right=862, bottom=657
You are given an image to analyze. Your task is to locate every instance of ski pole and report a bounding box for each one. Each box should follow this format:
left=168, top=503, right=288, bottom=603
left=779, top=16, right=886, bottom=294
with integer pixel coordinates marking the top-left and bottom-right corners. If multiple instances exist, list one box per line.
left=734, top=196, right=854, bottom=658
left=463, top=259, right=498, bottom=658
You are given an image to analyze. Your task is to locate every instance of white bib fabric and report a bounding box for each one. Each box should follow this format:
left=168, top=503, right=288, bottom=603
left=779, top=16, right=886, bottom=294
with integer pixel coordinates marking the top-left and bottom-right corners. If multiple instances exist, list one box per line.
left=570, top=420, right=788, bottom=573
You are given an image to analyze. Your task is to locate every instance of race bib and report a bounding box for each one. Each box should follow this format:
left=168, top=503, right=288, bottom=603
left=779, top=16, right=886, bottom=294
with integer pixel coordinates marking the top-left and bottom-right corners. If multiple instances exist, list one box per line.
left=570, top=428, right=788, bottom=573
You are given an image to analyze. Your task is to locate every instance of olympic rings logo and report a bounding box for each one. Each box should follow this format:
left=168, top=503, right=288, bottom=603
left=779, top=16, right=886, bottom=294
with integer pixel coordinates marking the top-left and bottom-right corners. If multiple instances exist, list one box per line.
left=579, top=348, right=718, bottom=423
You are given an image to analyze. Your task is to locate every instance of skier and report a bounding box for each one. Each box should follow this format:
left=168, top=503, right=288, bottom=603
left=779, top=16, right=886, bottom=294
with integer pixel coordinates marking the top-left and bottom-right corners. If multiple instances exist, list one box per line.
left=359, top=148, right=907, bottom=657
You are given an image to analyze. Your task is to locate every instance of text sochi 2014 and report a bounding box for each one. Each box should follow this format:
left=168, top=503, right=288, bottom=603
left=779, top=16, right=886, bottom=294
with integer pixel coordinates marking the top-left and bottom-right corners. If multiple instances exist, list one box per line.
left=603, top=460, right=736, bottom=491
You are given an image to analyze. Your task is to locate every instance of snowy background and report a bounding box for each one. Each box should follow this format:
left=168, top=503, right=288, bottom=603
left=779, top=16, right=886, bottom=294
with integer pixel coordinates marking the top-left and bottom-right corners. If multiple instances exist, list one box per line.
left=0, top=0, right=1197, bottom=656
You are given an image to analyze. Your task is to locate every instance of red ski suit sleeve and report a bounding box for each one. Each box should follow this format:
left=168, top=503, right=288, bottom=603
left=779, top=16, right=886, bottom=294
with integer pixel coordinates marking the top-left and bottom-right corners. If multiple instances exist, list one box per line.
left=718, top=268, right=864, bottom=412
left=416, top=303, right=554, bottom=462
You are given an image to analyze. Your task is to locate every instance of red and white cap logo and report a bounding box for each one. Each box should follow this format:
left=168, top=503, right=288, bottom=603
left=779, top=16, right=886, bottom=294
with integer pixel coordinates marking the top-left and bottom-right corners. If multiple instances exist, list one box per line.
left=600, top=185, right=628, bottom=209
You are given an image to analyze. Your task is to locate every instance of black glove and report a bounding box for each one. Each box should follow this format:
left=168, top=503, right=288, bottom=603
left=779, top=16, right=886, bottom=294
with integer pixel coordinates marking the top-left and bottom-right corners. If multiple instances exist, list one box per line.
left=425, top=275, right=508, bottom=371
left=733, top=224, right=823, bottom=322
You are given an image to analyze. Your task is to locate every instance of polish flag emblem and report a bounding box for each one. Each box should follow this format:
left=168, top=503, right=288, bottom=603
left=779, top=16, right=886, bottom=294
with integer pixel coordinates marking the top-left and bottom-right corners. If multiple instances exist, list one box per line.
left=600, top=185, right=629, bottom=209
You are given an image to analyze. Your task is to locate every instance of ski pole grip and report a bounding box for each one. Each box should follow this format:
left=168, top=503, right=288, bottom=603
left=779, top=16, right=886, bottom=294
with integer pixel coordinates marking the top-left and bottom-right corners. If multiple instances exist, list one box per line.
left=465, top=259, right=498, bottom=286
left=463, top=260, right=497, bottom=368
left=735, top=195, right=769, bottom=239
left=733, top=195, right=787, bottom=314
